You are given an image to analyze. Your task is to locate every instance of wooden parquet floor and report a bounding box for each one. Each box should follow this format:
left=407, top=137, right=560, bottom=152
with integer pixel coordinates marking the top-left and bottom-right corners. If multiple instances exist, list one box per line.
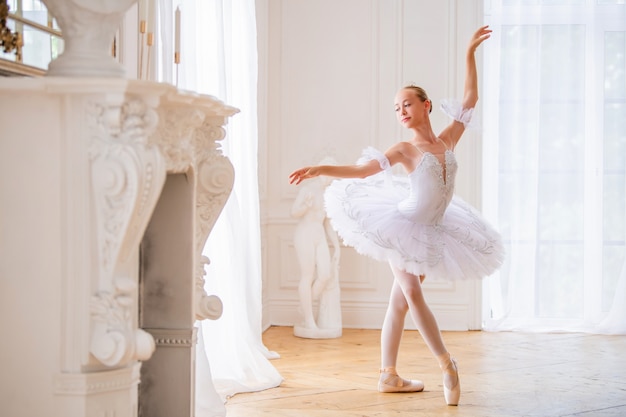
left=225, top=326, right=626, bottom=417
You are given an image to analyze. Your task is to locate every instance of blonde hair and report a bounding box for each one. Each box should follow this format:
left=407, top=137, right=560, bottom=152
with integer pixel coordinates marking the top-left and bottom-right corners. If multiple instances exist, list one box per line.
left=403, top=85, right=432, bottom=114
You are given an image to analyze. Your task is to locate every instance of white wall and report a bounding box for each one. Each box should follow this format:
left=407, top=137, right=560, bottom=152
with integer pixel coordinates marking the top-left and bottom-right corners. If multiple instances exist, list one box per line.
left=258, top=0, right=486, bottom=331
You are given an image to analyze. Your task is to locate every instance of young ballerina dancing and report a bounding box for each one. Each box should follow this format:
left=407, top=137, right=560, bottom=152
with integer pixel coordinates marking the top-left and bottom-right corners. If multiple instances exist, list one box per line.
left=289, top=26, right=503, bottom=406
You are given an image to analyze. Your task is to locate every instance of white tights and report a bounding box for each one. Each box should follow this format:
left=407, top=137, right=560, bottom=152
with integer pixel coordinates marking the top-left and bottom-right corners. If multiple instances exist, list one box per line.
left=380, top=263, right=448, bottom=369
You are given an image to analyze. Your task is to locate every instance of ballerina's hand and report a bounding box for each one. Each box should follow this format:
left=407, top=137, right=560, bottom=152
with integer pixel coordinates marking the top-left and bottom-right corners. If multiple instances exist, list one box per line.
left=289, top=167, right=318, bottom=185
left=468, top=25, right=492, bottom=54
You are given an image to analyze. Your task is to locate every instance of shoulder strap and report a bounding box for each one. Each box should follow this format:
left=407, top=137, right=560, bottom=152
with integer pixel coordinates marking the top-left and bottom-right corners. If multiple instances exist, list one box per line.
left=410, top=142, right=424, bottom=155
left=437, top=137, right=453, bottom=151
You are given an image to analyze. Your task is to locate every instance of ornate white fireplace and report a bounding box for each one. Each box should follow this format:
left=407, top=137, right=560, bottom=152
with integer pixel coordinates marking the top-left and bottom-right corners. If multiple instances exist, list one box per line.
left=0, top=1, right=239, bottom=414
left=0, top=77, right=237, bottom=416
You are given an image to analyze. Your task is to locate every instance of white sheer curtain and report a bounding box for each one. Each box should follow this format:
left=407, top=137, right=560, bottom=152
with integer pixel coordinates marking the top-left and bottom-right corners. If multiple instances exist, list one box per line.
left=159, top=0, right=282, bottom=414
left=482, top=0, right=626, bottom=334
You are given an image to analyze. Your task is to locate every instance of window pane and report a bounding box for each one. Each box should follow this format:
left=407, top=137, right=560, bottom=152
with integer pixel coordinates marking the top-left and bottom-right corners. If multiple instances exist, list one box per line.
left=537, top=243, right=584, bottom=318
left=498, top=173, right=538, bottom=241
left=604, top=32, right=626, bottom=101
left=603, top=31, right=626, bottom=312
left=540, top=25, right=586, bottom=100
left=604, top=104, right=626, bottom=170
left=495, top=23, right=588, bottom=321
left=484, top=0, right=626, bottom=331
left=498, top=103, right=539, bottom=172
left=603, top=174, right=626, bottom=241
left=603, top=246, right=624, bottom=310
left=538, top=102, right=585, bottom=171
left=1, top=0, right=62, bottom=70
left=538, top=173, right=584, bottom=241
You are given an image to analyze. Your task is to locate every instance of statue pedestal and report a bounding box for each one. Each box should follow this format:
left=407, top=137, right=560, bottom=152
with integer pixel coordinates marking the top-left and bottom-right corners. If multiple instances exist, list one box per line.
left=293, top=282, right=342, bottom=339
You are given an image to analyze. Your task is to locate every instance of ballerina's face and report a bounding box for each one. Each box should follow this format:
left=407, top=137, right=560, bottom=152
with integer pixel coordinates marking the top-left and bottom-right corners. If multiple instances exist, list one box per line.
left=394, top=89, right=430, bottom=128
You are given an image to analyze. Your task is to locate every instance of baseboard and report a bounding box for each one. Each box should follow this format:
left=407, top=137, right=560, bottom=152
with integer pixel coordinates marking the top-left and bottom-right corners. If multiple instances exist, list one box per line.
left=268, top=300, right=473, bottom=331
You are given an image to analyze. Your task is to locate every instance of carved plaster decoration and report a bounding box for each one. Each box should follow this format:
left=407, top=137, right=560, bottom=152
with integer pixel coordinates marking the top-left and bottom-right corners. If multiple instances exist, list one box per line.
left=54, top=362, right=141, bottom=395
left=193, top=120, right=235, bottom=321
left=90, top=278, right=155, bottom=366
left=194, top=118, right=233, bottom=241
left=88, top=94, right=165, bottom=367
left=41, top=0, right=135, bottom=77
left=151, top=105, right=205, bottom=173
left=195, top=256, right=224, bottom=321
left=152, top=96, right=238, bottom=321
left=147, top=327, right=197, bottom=348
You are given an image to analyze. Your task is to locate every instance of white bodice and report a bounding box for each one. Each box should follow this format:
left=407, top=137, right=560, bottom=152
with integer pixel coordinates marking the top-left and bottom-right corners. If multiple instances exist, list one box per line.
left=397, top=150, right=457, bottom=225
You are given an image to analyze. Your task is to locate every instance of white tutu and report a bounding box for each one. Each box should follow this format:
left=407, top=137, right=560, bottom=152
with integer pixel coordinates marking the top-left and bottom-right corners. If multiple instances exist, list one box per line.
left=325, top=175, right=504, bottom=280
left=323, top=101, right=504, bottom=280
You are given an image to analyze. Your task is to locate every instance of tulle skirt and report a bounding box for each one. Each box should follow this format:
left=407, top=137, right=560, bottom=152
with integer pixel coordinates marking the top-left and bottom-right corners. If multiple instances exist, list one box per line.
left=324, top=175, right=505, bottom=280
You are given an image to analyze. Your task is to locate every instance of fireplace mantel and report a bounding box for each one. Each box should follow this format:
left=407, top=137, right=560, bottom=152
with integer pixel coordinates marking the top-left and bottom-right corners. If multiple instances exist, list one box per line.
left=0, top=77, right=237, bottom=416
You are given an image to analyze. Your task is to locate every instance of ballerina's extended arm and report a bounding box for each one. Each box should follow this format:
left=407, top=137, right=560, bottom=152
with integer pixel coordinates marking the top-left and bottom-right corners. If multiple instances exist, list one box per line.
left=463, top=25, right=491, bottom=109
left=289, top=159, right=382, bottom=185
left=440, top=25, right=492, bottom=147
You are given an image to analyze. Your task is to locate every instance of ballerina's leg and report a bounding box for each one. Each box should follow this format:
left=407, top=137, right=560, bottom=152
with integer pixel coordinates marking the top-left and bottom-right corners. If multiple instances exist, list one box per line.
left=377, top=270, right=424, bottom=393
left=388, top=264, right=460, bottom=404
left=380, top=280, right=408, bottom=368
left=388, top=264, right=447, bottom=355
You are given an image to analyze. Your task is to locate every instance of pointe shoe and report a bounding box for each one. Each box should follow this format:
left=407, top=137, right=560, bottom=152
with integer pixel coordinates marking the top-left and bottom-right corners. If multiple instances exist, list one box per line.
left=378, top=367, right=424, bottom=393
left=440, top=357, right=460, bottom=406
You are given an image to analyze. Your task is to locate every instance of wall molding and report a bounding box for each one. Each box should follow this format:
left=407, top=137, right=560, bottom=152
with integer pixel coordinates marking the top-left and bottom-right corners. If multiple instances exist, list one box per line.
left=262, top=0, right=487, bottom=332
left=269, top=299, right=474, bottom=331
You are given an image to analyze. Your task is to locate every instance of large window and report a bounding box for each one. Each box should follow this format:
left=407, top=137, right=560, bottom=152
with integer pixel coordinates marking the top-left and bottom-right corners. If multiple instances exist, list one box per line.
left=1, top=0, right=62, bottom=76
left=482, top=0, right=625, bottom=332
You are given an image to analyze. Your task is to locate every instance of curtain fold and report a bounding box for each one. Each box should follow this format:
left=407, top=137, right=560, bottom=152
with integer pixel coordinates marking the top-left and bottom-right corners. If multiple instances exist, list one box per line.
left=482, top=1, right=626, bottom=334
left=166, top=0, right=282, bottom=414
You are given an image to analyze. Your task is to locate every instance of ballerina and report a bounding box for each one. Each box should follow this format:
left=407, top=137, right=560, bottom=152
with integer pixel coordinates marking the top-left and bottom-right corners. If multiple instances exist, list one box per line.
left=289, top=26, right=503, bottom=405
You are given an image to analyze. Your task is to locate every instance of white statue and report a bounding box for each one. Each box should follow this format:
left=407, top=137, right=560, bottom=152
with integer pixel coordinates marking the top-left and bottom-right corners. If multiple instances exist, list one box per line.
left=292, top=157, right=342, bottom=339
